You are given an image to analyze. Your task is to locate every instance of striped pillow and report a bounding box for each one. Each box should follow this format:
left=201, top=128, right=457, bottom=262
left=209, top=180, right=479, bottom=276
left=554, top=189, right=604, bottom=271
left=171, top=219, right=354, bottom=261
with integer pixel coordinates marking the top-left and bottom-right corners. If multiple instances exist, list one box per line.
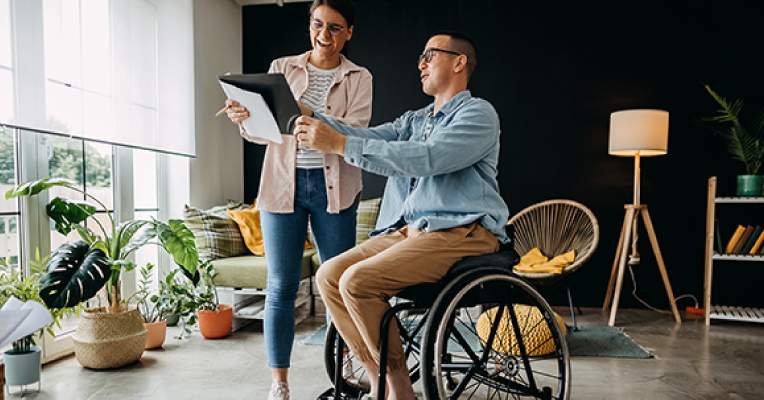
left=183, top=202, right=249, bottom=262
left=356, top=197, right=382, bottom=245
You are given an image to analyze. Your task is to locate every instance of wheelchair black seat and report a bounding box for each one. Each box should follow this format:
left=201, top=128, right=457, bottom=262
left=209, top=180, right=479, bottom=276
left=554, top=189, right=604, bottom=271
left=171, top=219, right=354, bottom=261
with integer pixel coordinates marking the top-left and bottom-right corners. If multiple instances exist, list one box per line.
left=395, top=247, right=518, bottom=306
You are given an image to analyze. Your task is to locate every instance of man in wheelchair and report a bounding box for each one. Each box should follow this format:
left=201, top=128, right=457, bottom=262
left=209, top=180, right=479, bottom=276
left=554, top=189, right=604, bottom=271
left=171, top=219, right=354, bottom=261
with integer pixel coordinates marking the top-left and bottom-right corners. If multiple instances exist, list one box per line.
left=294, top=31, right=510, bottom=399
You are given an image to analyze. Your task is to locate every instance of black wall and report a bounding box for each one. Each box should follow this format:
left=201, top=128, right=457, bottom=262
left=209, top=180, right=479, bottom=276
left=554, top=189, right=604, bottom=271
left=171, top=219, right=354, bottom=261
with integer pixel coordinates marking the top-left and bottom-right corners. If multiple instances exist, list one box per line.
left=242, top=0, right=764, bottom=309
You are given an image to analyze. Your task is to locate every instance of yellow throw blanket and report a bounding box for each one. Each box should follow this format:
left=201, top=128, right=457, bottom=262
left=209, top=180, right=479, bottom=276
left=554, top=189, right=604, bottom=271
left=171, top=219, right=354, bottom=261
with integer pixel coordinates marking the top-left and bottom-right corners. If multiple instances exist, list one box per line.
left=513, top=248, right=576, bottom=274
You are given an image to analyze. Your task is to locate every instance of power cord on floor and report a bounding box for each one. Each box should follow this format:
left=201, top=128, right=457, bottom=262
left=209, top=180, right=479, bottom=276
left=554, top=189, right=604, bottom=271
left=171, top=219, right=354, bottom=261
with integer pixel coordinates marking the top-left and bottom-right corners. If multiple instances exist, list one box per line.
left=627, top=263, right=698, bottom=314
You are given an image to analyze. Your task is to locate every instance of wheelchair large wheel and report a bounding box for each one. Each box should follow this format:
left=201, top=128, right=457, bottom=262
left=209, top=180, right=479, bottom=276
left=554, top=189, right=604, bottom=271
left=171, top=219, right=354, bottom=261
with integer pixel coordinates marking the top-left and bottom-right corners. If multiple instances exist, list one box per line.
left=323, top=315, right=424, bottom=397
left=421, top=268, right=570, bottom=399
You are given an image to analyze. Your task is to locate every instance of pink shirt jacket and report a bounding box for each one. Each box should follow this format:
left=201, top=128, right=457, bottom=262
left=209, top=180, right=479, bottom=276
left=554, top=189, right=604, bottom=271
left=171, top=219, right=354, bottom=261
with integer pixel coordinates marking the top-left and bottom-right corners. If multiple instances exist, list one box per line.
left=240, top=52, right=373, bottom=214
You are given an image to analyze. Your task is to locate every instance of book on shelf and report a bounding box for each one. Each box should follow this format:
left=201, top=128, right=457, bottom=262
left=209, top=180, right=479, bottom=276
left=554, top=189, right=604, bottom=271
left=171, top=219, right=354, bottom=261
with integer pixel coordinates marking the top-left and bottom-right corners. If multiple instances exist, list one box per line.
left=715, top=219, right=724, bottom=254
left=742, top=225, right=763, bottom=254
left=725, top=224, right=746, bottom=254
left=732, top=225, right=755, bottom=254
left=750, top=228, right=764, bottom=254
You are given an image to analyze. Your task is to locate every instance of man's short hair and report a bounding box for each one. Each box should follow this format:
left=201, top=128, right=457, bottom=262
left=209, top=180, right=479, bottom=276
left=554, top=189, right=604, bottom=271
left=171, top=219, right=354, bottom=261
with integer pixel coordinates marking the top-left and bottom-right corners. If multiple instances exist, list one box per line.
left=429, top=30, right=477, bottom=78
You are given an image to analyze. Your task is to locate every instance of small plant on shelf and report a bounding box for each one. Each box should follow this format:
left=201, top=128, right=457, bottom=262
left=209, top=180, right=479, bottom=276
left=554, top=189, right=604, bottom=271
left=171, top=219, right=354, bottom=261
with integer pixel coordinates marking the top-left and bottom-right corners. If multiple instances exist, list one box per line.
left=697, top=84, right=764, bottom=176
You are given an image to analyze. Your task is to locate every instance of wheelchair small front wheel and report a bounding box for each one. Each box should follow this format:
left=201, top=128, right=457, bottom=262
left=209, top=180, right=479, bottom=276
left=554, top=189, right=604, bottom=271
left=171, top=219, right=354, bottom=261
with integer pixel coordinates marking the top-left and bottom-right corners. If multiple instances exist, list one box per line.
left=323, top=322, right=371, bottom=397
left=421, top=269, right=570, bottom=400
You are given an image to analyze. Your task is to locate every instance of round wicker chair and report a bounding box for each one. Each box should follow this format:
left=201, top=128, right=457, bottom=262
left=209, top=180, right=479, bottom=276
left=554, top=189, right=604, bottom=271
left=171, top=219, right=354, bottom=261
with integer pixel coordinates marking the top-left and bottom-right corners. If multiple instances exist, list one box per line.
left=508, top=199, right=600, bottom=329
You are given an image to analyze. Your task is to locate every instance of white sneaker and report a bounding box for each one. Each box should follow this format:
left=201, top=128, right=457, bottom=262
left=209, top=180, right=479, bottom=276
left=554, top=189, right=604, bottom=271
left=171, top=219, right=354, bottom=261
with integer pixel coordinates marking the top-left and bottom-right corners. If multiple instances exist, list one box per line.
left=268, top=381, right=289, bottom=400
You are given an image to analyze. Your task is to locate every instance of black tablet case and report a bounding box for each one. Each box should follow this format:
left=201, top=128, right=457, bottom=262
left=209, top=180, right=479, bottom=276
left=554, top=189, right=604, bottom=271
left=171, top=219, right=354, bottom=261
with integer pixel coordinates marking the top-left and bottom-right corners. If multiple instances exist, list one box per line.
left=218, top=73, right=301, bottom=135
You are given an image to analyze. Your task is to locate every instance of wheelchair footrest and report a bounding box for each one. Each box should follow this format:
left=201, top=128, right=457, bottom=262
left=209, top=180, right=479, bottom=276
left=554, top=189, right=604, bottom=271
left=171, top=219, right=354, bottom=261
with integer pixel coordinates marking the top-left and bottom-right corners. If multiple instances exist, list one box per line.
left=316, top=387, right=368, bottom=400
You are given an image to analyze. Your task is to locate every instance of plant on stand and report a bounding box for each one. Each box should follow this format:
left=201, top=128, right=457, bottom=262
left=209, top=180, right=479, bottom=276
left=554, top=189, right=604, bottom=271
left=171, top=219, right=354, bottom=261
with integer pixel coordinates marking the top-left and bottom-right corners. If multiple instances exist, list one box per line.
left=697, top=84, right=764, bottom=196
left=0, top=252, right=81, bottom=393
left=4, top=177, right=198, bottom=369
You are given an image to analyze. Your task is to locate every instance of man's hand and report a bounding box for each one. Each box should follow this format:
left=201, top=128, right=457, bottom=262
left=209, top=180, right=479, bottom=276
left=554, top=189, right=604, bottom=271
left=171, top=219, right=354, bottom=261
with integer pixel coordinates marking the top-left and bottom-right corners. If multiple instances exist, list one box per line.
left=294, top=116, right=347, bottom=155
left=297, top=101, right=313, bottom=117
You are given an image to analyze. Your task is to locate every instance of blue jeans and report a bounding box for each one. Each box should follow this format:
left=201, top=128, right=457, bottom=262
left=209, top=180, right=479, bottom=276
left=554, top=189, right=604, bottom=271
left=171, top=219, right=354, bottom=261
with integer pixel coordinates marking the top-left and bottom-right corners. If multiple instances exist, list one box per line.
left=260, top=168, right=357, bottom=369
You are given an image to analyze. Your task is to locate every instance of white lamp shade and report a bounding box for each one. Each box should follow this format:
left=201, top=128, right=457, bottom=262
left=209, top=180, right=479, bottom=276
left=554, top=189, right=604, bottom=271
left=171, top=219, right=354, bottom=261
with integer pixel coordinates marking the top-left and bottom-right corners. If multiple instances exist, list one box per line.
left=609, top=109, right=669, bottom=156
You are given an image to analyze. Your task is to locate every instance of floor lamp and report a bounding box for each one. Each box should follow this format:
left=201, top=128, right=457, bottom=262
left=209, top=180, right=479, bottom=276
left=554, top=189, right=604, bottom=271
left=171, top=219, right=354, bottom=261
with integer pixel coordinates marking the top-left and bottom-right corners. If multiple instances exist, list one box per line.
left=602, top=109, right=682, bottom=326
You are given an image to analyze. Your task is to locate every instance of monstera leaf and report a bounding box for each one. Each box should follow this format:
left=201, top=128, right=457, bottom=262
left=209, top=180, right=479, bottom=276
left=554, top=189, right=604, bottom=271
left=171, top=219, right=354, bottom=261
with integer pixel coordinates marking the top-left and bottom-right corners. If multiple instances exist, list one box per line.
left=40, top=240, right=111, bottom=309
left=45, top=197, right=97, bottom=235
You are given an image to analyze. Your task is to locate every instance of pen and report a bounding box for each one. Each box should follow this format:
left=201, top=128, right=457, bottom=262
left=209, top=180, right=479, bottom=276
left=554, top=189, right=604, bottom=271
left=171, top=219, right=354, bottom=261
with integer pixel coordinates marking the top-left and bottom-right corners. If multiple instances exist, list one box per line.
left=215, top=105, right=231, bottom=117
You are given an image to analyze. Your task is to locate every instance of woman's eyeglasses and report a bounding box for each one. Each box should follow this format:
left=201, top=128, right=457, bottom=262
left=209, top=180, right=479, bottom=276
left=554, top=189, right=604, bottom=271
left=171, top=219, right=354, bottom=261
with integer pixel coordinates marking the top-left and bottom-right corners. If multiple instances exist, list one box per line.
left=418, top=48, right=462, bottom=65
left=310, top=18, right=345, bottom=36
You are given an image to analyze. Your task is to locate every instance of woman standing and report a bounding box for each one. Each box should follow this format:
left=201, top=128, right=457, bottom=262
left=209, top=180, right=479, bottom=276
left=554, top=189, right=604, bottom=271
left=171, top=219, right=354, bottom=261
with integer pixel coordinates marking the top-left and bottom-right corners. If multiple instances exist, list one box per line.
left=225, top=1, right=372, bottom=399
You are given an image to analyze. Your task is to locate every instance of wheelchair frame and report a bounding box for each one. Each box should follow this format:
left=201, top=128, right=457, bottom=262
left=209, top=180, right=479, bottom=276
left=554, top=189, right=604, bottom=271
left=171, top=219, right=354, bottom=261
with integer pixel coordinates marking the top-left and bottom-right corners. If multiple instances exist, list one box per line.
left=318, top=252, right=571, bottom=400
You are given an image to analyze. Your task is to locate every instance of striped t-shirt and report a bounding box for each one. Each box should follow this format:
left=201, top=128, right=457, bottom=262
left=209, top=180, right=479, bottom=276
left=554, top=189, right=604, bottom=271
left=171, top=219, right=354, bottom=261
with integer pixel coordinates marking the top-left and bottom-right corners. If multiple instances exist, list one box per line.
left=297, top=63, right=339, bottom=169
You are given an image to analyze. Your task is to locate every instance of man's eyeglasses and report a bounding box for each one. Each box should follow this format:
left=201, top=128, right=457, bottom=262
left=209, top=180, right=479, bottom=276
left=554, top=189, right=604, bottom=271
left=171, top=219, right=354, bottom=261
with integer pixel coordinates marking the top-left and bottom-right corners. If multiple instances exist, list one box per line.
left=310, top=18, right=346, bottom=36
left=418, top=48, right=462, bottom=65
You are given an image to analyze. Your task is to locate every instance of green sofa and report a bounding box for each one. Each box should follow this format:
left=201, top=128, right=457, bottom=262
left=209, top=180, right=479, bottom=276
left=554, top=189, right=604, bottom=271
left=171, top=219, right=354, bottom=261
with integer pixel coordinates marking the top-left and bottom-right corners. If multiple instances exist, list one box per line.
left=184, top=198, right=382, bottom=330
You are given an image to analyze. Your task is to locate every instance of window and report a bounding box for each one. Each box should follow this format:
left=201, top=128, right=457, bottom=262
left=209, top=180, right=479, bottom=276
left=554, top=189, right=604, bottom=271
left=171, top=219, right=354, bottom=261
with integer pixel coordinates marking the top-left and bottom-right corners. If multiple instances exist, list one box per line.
left=0, top=125, right=18, bottom=265
left=133, top=148, right=159, bottom=291
left=48, top=137, right=113, bottom=251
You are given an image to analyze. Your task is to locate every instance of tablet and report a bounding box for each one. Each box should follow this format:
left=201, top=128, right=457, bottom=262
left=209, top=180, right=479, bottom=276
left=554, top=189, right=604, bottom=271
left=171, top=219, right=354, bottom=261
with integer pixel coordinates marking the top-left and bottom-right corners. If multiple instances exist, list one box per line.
left=218, top=73, right=301, bottom=135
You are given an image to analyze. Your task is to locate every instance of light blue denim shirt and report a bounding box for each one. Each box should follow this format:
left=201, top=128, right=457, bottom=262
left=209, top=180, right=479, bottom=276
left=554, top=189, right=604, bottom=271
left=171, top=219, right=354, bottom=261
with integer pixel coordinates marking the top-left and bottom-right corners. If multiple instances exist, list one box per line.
left=314, top=90, right=510, bottom=243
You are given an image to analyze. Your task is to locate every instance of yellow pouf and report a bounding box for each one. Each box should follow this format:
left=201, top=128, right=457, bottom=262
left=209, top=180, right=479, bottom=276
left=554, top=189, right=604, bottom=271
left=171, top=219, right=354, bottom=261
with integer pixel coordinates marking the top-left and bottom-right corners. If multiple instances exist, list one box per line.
left=476, top=305, right=566, bottom=356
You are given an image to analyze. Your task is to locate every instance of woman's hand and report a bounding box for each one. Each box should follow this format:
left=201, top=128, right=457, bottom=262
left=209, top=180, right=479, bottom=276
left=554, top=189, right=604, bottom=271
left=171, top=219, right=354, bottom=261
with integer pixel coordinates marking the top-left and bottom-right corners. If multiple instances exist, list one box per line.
left=225, top=99, right=250, bottom=124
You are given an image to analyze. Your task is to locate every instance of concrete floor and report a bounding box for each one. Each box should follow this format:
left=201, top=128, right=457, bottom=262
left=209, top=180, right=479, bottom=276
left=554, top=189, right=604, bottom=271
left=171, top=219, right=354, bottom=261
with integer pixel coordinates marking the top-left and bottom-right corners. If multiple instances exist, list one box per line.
left=4, top=308, right=764, bottom=399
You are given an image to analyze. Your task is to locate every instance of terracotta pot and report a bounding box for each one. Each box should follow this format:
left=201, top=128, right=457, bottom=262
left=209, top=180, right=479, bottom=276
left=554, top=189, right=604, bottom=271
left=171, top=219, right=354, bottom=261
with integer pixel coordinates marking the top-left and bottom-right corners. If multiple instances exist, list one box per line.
left=143, top=319, right=167, bottom=349
left=197, top=304, right=233, bottom=339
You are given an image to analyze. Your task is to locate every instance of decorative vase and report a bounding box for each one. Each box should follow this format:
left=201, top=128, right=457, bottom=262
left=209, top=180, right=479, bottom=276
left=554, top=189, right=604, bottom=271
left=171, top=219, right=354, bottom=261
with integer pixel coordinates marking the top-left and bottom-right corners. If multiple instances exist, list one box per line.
left=3, top=346, right=41, bottom=387
left=197, top=304, right=233, bottom=339
left=143, top=319, right=167, bottom=349
left=72, top=307, right=147, bottom=369
left=736, top=175, right=764, bottom=197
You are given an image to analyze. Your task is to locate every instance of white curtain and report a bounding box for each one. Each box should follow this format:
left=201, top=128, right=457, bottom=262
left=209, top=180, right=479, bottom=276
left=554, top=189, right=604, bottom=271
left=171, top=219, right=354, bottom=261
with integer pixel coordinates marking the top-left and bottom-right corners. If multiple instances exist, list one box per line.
left=0, top=0, right=195, bottom=157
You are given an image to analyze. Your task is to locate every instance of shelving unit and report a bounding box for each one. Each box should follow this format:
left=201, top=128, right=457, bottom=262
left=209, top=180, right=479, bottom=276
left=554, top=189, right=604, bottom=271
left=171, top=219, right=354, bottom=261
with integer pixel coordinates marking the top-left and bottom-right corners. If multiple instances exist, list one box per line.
left=704, top=176, right=764, bottom=325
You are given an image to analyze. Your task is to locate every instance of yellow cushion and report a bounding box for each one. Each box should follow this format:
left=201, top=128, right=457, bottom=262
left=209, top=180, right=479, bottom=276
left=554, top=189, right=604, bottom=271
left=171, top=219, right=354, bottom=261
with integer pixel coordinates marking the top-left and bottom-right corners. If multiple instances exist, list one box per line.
left=513, top=248, right=576, bottom=274
left=228, top=202, right=265, bottom=256
left=476, top=305, right=566, bottom=356
left=228, top=200, right=314, bottom=256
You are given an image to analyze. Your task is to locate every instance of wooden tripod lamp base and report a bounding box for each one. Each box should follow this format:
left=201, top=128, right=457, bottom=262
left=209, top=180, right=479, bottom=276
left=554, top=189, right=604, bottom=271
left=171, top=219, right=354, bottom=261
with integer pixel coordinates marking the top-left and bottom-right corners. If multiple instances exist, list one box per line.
left=603, top=204, right=682, bottom=326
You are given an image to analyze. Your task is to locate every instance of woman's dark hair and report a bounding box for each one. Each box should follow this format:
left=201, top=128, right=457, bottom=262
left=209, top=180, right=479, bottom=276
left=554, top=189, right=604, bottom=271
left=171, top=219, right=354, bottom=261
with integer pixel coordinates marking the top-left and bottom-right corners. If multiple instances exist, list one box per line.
left=309, top=0, right=356, bottom=56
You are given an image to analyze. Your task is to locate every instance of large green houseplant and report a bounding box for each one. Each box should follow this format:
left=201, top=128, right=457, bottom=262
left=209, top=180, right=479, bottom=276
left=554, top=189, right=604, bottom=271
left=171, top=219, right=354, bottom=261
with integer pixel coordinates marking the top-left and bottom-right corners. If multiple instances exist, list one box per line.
left=4, top=177, right=199, bottom=368
left=698, top=84, right=764, bottom=196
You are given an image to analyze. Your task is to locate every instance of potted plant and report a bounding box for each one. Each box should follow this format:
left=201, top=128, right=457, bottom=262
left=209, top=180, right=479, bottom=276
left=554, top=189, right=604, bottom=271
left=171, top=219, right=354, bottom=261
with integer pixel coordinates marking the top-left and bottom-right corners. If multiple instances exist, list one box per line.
left=4, top=177, right=199, bottom=369
left=136, top=263, right=167, bottom=349
left=0, top=252, right=81, bottom=391
left=157, top=269, right=198, bottom=339
left=697, top=84, right=764, bottom=196
left=194, top=262, right=232, bottom=339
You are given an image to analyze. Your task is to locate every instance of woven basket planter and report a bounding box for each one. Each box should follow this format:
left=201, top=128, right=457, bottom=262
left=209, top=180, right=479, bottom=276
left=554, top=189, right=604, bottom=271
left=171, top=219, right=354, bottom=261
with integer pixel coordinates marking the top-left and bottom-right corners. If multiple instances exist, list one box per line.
left=72, top=307, right=147, bottom=369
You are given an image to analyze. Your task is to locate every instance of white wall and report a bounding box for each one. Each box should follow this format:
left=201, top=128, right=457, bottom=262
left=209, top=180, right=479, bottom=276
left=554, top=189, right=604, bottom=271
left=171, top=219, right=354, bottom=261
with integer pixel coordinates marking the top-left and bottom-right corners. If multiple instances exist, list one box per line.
left=189, top=0, right=244, bottom=209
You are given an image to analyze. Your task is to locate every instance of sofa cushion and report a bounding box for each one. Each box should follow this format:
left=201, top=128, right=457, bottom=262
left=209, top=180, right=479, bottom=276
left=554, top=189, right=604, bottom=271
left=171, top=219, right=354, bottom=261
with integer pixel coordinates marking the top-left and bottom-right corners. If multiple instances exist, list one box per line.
left=212, top=249, right=317, bottom=289
left=228, top=201, right=265, bottom=256
left=356, top=197, right=382, bottom=245
left=183, top=202, right=249, bottom=262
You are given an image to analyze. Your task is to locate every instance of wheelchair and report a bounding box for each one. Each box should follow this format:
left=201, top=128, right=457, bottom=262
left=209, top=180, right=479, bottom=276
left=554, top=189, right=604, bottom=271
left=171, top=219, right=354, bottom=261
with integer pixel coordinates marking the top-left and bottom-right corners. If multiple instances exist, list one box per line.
left=319, top=244, right=571, bottom=400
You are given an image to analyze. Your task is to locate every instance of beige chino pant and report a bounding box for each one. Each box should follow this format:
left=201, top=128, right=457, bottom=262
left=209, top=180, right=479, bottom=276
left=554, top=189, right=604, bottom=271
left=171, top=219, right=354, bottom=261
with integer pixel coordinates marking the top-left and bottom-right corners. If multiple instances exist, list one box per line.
left=316, top=222, right=500, bottom=373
